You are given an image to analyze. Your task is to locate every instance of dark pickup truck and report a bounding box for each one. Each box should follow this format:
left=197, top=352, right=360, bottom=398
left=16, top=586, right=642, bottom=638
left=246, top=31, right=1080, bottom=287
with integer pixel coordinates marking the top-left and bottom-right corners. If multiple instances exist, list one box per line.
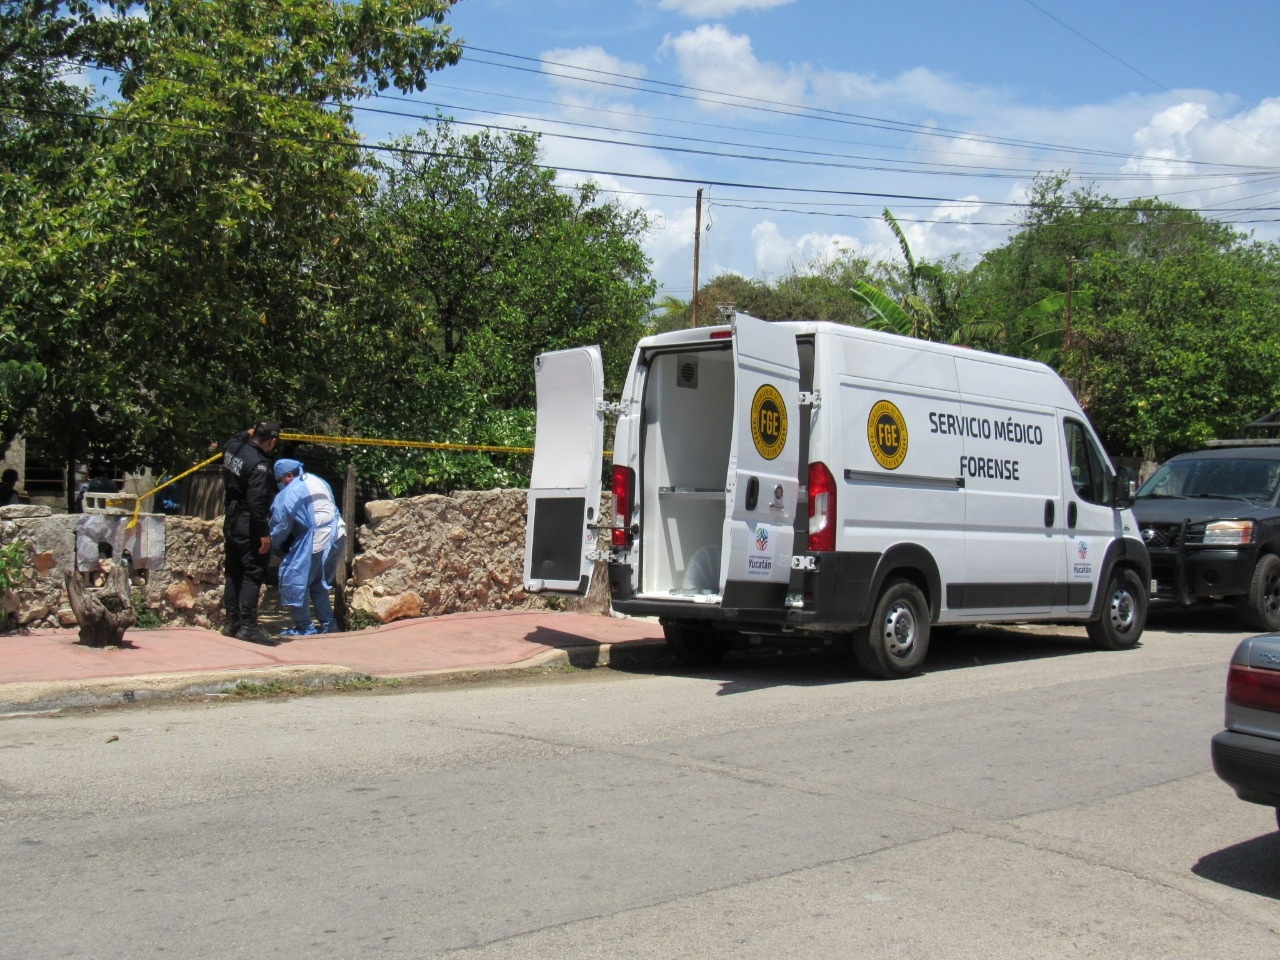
left=1134, top=441, right=1280, bottom=630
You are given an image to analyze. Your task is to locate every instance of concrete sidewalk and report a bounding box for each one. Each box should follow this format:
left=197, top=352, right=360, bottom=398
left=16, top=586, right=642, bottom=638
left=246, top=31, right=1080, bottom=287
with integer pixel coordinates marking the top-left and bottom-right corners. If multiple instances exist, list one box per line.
left=0, top=611, right=668, bottom=715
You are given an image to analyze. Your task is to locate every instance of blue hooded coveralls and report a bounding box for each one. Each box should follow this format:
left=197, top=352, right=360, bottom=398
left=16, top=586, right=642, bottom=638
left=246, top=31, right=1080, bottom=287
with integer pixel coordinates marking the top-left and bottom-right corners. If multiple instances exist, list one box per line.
left=269, top=460, right=347, bottom=634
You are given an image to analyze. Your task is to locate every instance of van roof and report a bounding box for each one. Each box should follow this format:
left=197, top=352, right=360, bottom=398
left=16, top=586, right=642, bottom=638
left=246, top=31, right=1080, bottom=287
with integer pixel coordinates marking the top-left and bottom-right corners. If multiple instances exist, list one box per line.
left=638, top=315, right=1061, bottom=378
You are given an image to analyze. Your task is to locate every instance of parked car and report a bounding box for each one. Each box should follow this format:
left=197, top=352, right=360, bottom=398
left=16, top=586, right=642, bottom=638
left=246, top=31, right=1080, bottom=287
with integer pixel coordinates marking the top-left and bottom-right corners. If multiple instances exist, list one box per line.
left=1210, top=633, right=1280, bottom=830
left=1133, top=442, right=1280, bottom=630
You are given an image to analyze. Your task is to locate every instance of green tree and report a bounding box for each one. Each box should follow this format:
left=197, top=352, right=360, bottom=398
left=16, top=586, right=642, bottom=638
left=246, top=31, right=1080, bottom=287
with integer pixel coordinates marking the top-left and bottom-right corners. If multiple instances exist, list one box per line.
left=847, top=208, right=977, bottom=343
left=330, top=123, right=655, bottom=493
left=649, top=294, right=690, bottom=334
left=694, top=250, right=880, bottom=326
left=0, top=0, right=461, bottom=494
left=1076, top=242, right=1280, bottom=458
left=960, top=175, right=1280, bottom=457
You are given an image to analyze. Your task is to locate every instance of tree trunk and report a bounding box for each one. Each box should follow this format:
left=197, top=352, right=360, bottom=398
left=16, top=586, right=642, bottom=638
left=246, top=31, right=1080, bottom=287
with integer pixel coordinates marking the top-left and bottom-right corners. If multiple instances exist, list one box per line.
left=65, top=563, right=136, bottom=647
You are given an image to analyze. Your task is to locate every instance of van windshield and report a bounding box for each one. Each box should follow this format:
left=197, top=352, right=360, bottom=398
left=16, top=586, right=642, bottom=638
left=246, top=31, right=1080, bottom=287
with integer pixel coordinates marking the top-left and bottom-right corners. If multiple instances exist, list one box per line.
left=1138, top=456, right=1280, bottom=503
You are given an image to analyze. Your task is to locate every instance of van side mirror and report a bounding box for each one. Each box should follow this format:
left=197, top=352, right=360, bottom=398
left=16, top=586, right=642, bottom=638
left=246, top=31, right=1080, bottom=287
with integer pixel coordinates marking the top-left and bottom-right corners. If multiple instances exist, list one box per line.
left=1112, top=466, right=1137, bottom=509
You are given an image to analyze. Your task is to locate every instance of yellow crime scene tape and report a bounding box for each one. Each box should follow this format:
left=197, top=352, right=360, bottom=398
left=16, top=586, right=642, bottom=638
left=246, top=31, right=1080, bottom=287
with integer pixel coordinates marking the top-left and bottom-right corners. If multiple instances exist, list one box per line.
left=114, top=431, right=542, bottom=528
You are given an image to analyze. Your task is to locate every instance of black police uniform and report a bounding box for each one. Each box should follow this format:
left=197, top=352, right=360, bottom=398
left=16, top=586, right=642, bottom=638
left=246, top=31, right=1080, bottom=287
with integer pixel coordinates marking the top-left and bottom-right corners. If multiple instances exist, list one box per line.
left=222, top=430, right=275, bottom=635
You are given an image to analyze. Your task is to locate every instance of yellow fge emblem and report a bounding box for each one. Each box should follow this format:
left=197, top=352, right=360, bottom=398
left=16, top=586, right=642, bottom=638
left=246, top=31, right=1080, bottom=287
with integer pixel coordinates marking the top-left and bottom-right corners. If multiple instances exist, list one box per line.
left=867, top=399, right=908, bottom=470
left=750, top=384, right=788, bottom=460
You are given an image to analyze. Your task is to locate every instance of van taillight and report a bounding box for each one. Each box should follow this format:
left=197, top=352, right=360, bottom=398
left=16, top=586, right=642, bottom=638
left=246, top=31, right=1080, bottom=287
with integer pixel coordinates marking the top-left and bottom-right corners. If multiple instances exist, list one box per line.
left=1226, top=663, right=1280, bottom=713
left=808, top=461, right=836, bottom=552
left=612, top=466, right=635, bottom=547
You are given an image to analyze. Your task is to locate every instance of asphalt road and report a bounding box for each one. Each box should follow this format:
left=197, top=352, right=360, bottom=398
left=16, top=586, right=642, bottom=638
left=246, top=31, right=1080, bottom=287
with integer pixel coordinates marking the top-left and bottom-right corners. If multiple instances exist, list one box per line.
left=2, top=614, right=1278, bottom=959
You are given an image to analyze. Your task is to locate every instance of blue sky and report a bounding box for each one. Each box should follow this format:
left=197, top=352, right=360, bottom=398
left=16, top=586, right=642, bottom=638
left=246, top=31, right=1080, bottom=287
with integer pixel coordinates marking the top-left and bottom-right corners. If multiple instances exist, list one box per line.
left=362, top=0, right=1280, bottom=297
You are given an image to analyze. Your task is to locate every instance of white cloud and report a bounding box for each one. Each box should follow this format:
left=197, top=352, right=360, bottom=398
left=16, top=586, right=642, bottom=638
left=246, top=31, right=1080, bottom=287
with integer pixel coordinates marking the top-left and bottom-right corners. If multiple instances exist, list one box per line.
left=660, top=25, right=807, bottom=112
left=809, top=64, right=1011, bottom=119
left=751, top=221, right=863, bottom=277
left=542, top=46, right=647, bottom=98
left=658, top=0, right=795, bottom=17
left=1128, top=95, right=1280, bottom=170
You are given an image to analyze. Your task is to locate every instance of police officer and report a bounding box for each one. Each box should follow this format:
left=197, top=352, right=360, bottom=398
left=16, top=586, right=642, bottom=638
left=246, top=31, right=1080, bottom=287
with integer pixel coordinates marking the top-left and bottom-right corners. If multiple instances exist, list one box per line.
left=221, top=421, right=279, bottom=644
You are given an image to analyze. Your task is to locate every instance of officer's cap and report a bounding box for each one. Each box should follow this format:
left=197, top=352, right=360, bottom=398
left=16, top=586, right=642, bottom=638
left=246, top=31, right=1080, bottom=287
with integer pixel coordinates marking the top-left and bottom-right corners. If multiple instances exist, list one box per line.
left=255, top=420, right=281, bottom=440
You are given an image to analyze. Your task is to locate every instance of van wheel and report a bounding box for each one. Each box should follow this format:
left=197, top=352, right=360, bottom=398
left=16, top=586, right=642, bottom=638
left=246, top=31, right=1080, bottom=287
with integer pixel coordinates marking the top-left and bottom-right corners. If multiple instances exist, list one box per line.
left=663, top=621, right=731, bottom=667
left=1236, top=554, right=1280, bottom=632
left=852, top=578, right=930, bottom=679
left=1086, top=568, right=1146, bottom=650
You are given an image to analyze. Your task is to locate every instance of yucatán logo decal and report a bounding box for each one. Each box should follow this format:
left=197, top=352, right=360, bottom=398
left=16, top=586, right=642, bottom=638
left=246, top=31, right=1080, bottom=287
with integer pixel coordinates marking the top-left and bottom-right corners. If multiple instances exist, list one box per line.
left=750, top=384, right=788, bottom=460
left=867, top=399, right=908, bottom=470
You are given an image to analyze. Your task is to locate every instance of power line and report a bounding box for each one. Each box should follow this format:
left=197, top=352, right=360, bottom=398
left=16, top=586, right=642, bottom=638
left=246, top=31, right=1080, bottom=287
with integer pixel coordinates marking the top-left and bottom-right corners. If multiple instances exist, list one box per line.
left=461, top=45, right=1279, bottom=170
left=1017, top=0, right=1279, bottom=157
left=366, top=92, right=1275, bottom=185
left=8, top=100, right=1280, bottom=224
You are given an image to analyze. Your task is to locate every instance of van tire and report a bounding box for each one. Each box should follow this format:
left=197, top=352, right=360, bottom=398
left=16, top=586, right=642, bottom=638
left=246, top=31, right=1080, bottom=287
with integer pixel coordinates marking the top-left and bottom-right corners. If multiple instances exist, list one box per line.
left=1086, top=567, right=1146, bottom=650
left=663, top=621, right=731, bottom=667
left=852, top=578, right=930, bottom=679
left=1236, top=554, right=1280, bottom=632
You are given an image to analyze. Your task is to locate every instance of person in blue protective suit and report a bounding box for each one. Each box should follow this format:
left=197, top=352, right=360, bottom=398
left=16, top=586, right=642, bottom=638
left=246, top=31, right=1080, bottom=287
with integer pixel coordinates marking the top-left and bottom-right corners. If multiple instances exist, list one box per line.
left=269, top=458, right=347, bottom=637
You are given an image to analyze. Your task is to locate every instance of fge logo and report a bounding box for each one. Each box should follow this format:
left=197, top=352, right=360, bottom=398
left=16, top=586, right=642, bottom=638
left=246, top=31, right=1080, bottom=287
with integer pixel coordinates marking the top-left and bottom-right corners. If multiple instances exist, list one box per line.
left=750, top=384, right=788, bottom=461
left=867, top=400, right=908, bottom=470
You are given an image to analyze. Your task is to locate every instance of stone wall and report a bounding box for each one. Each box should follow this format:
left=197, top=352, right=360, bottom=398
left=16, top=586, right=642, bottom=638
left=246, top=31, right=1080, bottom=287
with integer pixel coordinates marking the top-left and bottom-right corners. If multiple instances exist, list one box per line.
left=0, top=489, right=608, bottom=631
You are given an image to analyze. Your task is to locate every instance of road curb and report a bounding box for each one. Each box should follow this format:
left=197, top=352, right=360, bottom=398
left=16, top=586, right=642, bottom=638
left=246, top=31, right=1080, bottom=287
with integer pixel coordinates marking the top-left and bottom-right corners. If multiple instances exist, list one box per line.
left=0, top=639, right=673, bottom=716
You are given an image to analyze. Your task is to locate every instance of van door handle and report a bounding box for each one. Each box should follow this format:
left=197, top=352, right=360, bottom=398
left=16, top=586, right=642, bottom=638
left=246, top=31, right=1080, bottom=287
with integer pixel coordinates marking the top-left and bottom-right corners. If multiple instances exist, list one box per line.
left=1067, top=501, right=1078, bottom=529
left=746, top=476, right=759, bottom=510
left=1044, top=500, right=1054, bottom=527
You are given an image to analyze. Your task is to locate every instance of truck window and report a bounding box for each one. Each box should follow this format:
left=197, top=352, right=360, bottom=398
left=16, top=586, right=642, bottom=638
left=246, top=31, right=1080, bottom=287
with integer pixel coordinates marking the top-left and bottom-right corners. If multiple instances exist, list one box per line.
left=1064, top=419, right=1112, bottom=506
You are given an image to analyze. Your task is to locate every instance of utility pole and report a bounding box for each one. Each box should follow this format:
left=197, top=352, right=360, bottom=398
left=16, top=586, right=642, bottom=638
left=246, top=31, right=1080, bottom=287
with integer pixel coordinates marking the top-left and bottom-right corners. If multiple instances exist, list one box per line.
left=690, top=188, right=703, bottom=327
left=1064, top=256, right=1074, bottom=358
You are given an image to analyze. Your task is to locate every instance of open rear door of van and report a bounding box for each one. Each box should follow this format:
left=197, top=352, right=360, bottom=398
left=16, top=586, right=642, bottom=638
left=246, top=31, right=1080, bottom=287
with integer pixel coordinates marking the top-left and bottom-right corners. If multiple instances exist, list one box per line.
left=523, top=346, right=605, bottom=596
left=723, top=314, right=801, bottom=609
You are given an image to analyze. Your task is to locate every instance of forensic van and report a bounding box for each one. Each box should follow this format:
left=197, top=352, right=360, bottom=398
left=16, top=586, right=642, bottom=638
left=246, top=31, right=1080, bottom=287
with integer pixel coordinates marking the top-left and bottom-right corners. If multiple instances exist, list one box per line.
left=523, top=312, right=1150, bottom=678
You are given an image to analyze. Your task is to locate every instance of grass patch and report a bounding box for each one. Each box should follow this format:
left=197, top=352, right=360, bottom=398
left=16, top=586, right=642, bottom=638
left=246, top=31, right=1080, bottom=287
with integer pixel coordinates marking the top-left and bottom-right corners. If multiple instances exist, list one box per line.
left=229, top=674, right=402, bottom=698
left=230, top=679, right=301, bottom=697
left=345, top=608, right=381, bottom=631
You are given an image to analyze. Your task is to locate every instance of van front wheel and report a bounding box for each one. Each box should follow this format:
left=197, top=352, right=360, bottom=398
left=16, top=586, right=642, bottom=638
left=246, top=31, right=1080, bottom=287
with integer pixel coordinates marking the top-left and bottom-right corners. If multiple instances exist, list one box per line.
left=1086, top=568, right=1146, bottom=650
left=853, top=578, right=930, bottom=679
left=663, top=621, right=732, bottom=668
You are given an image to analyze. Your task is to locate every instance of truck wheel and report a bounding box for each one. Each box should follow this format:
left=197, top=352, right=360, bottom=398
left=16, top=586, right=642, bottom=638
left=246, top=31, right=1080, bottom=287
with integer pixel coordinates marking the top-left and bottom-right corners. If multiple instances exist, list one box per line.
left=1086, top=568, right=1147, bottom=650
left=852, top=578, right=930, bottom=679
left=1236, top=554, right=1280, bottom=632
left=663, top=621, right=731, bottom=667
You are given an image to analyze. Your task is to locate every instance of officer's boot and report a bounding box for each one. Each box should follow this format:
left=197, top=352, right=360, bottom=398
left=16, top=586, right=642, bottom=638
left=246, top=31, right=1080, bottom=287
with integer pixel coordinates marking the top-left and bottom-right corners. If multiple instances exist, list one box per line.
left=236, top=622, right=276, bottom=646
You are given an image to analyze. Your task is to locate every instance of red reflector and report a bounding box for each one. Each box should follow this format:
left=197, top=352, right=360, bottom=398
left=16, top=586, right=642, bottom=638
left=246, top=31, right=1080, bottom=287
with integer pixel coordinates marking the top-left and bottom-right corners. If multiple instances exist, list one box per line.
left=1226, top=663, right=1280, bottom=713
left=709, top=330, right=733, bottom=339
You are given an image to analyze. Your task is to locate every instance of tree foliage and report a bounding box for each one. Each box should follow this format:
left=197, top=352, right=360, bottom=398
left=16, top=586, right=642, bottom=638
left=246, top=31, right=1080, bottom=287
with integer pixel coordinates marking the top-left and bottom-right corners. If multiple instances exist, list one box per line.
left=329, top=123, right=654, bottom=493
left=0, top=0, right=460, bottom=489
left=693, top=251, right=880, bottom=326
left=959, top=175, right=1280, bottom=457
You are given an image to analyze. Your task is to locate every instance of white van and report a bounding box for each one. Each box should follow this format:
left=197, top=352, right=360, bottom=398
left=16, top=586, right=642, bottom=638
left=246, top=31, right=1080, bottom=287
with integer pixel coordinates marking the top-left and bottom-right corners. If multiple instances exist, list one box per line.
left=523, top=313, right=1150, bottom=677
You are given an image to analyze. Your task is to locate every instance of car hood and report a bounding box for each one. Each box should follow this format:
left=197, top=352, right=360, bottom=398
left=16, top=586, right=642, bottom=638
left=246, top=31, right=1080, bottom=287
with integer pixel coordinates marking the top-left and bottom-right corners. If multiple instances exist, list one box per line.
left=1133, top=496, right=1275, bottom=524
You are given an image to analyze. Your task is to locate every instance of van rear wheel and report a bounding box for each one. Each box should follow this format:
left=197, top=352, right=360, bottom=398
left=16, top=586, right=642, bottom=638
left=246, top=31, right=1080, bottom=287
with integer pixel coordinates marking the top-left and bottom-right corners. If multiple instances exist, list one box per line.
left=663, top=621, right=732, bottom=668
left=852, top=578, right=930, bottom=679
left=1086, top=567, right=1146, bottom=650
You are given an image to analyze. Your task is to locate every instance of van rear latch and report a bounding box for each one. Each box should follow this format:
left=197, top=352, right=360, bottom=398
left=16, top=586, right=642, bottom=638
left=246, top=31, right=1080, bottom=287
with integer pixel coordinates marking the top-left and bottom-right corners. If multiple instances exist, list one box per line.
left=790, top=555, right=819, bottom=572
left=798, top=391, right=822, bottom=409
